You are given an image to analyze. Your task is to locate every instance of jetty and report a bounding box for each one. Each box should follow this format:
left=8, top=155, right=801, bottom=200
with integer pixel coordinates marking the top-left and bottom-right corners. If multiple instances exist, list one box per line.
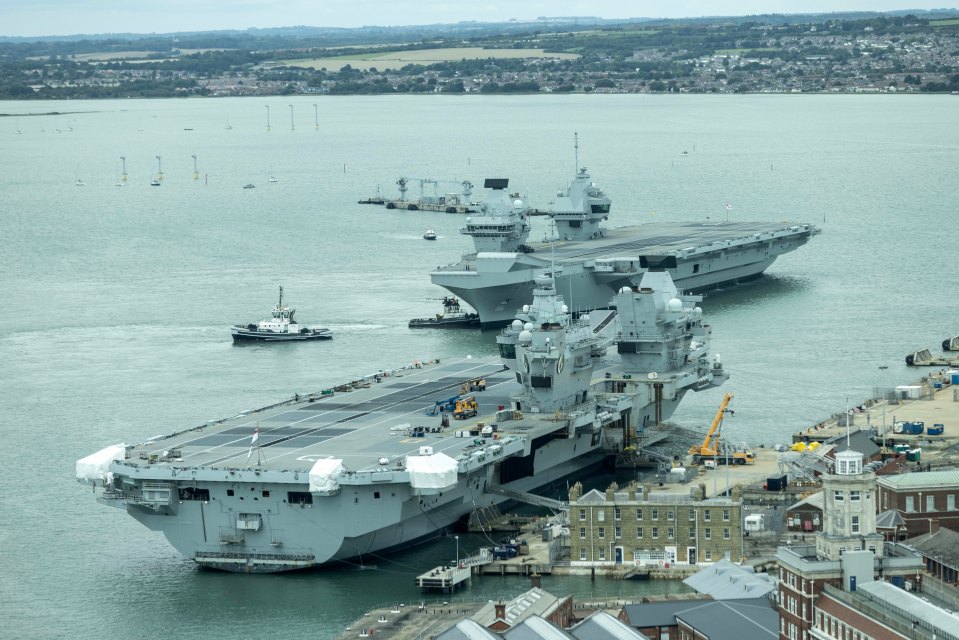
left=415, top=548, right=492, bottom=592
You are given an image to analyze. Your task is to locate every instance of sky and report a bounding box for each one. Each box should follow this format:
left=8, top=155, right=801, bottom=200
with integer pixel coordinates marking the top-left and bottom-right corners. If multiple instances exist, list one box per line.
left=0, top=1, right=953, bottom=38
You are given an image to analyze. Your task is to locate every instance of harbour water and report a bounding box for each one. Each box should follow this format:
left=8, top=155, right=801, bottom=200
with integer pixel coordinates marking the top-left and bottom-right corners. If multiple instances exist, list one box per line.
left=2, top=95, right=958, bottom=638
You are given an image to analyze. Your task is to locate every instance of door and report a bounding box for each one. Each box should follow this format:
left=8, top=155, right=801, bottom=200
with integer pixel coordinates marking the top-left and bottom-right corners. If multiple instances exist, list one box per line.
left=687, top=547, right=697, bottom=564
left=615, top=547, right=623, bottom=564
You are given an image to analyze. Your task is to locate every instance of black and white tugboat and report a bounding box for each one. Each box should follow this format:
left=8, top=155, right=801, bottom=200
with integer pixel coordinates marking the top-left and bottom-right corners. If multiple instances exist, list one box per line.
left=408, top=296, right=479, bottom=328
left=231, top=286, right=332, bottom=342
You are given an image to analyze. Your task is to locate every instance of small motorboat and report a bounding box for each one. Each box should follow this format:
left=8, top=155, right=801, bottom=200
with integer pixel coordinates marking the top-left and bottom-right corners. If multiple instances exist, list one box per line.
left=243, top=183, right=256, bottom=189
left=423, top=228, right=437, bottom=240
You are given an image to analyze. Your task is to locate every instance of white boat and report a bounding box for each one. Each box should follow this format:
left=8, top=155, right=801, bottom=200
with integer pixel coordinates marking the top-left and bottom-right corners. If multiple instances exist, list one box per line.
left=423, top=228, right=437, bottom=241
left=231, top=286, right=332, bottom=342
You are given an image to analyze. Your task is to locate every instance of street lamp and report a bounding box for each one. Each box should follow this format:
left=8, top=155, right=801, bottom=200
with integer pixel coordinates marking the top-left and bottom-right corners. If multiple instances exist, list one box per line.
left=455, top=535, right=459, bottom=568
left=878, top=366, right=889, bottom=448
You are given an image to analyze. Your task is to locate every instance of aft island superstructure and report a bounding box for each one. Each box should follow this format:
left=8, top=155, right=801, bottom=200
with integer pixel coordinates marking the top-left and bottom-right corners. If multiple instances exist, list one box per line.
left=78, top=266, right=724, bottom=573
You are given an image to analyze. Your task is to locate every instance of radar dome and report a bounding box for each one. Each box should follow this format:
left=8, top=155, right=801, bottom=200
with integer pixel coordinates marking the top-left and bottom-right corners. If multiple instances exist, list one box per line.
left=561, top=304, right=568, bottom=313
left=524, top=322, right=534, bottom=331
left=647, top=372, right=658, bottom=380
left=693, top=307, right=703, bottom=317
left=518, top=330, right=533, bottom=344
left=511, top=319, right=523, bottom=330
left=513, top=199, right=524, bottom=209
left=522, top=304, right=530, bottom=313
left=465, top=216, right=472, bottom=223
left=581, top=314, right=590, bottom=322
left=667, top=298, right=683, bottom=312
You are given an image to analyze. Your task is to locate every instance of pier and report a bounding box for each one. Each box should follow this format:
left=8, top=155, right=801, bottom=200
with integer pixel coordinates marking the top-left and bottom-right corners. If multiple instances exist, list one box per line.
left=415, top=548, right=492, bottom=592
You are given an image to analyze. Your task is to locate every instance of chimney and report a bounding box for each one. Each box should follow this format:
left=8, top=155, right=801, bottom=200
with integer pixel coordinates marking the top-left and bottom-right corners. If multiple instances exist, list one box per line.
left=494, top=601, right=506, bottom=620
left=530, top=572, right=542, bottom=588
left=929, top=518, right=940, bottom=535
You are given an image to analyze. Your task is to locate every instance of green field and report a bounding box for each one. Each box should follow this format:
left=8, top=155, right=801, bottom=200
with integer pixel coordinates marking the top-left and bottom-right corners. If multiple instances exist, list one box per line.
left=279, top=47, right=579, bottom=72
left=930, top=18, right=959, bottom=26
left=715, top=47, right=779, bottom=55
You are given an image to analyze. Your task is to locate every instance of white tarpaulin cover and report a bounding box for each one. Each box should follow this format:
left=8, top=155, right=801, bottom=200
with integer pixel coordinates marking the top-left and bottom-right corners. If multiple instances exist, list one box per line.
left=75, top=444, right=126, bottom=482
left=405, top=452, right=458, bottom=490
left=309, top=458, right=344, bottom=493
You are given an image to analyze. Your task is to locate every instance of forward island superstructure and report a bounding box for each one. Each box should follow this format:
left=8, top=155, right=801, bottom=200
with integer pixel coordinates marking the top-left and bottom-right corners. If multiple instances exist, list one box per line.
left=431, top=169, right=820, bottom=327
left=78, top=266, right=724, bottom=573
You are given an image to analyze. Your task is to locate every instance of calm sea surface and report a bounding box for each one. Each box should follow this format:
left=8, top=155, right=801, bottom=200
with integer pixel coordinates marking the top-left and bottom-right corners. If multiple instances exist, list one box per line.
left=1, top=95, right=957, bottom=638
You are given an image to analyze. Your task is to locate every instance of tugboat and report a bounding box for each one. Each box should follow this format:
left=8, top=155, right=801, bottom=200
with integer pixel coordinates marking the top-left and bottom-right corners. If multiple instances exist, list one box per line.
left=231, top=286, right=332, bottom=342
left=408, top=296, right=479, bottom=328
left=423, top=228, right=437, bottom=241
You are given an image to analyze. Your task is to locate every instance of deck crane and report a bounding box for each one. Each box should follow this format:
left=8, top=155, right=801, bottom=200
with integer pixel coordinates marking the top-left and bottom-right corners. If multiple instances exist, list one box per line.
left=688, top=393, right=754, bottom=465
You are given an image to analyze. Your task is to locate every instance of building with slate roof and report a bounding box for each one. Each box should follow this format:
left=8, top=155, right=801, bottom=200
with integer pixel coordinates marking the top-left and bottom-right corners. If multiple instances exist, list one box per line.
left=876, top=469, right=959, bottom=537
left=683, top=558, right=776, bottom=600
left=568, top=481, right=743, bottom=567
left=434, top=611, right=650, bottom=640
left=786, top=492, right=824, bottom=533
left=674, top=599, right=779, bottom=640
left=904, top=526, right=959, bottom=586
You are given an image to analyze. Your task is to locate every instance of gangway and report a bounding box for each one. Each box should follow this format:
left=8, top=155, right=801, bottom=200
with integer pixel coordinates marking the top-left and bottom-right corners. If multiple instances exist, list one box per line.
left=486, top=486, right=568, bottom=511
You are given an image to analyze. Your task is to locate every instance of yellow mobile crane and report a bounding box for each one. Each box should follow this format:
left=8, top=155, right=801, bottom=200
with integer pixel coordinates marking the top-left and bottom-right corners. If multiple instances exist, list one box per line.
left=688, top=393, right=754, bottom=465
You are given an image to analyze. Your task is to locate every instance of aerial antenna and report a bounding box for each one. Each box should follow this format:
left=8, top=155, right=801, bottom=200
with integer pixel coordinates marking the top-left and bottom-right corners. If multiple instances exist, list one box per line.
left=574, top=132, right=579, bottom=174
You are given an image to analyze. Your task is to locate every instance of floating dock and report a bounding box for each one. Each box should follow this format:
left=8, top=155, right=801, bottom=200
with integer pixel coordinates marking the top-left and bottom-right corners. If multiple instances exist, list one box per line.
left=905, top=348, right=959, bottom=367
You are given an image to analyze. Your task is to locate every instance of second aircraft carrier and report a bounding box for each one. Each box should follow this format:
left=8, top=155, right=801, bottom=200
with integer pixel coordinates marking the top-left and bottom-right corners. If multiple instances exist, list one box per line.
left=431, top=172, right=819, bottom=327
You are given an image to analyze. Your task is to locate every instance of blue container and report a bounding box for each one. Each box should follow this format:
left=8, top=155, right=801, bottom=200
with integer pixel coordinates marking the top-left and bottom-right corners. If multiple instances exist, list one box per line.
left=952, top=373, right=959, bottom=384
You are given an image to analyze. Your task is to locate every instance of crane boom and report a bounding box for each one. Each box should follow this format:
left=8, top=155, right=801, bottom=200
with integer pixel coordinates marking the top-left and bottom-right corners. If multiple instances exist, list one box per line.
left=689, top=393, right=734, bottom=458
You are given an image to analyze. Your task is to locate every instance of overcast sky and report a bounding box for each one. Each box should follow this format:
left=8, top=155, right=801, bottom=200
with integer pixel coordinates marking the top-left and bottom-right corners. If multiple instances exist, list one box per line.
left=1, top=1, right=952, bottom=38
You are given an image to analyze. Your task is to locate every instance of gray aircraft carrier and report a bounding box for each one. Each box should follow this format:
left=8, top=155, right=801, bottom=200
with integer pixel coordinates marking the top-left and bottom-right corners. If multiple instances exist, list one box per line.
left=431, top=173, right=820, bottom=327
left=78, top=263, right=724, bottom=573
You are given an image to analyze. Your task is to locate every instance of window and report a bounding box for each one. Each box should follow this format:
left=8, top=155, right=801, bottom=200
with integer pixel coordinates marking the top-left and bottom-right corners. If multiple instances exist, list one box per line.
left=689, top=528, right=696, bottom=540
left=652, top=527, right=659, bottom=539
left=949, top=494, right=956, bottom=511
left=723, top=528, right=730, bottom=540
left=636, top=527, right=644, bottom=539
left=615, top=526, right=621, bottom=539
left=834, top=490, right=844, bottom=502
left=614, top=507, right=621, bottom=520
left=287, top=491, right=312, bottom=505
left=703, top=510, right=711, bottom=522
left=599, top=548, right=605, bottom=560
left=598, top=510, right=605, bottom=522
left=852, top=516, right=860, bottom=533
left=580, top=549, right=587, bottom=560
left=652, top=509, right=659, bottom=521
left=579, top=509, right=586, bottom=521
left=689, top=509, right=695, bottom=521
left=598, top=527, right=605, bottom=539
left=705, top=549, right=712, bottom=561
left=579, top=528, right=586, bottom=539
left=667, top=510, right=674, bottom=521
left=927, top=495, right=936, bottom=512
left=723, top=509, right=730, bottom=521
left=227, top=489, right=235, bottom=496
left=667, top=528, right=674, bottom=539
left=905, top=496, right=915, bottom=512
left=636, top=508, right=644, bottom=521
left=705, top=528, right=712, bottom=540
left=850, top=491, right=860, bottom=502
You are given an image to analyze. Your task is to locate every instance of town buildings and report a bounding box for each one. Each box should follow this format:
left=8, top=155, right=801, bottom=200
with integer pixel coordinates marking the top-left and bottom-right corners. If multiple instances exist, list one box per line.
left=776, top=450, right=926, bottom=640
left=876, top=469, right=959, bottom=537
left=568, top=481, right=743, bottom=568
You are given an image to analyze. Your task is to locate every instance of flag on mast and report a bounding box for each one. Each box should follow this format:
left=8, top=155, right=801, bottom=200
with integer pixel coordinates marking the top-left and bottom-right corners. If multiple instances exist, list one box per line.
left=247, top=426, right=259, bottom=462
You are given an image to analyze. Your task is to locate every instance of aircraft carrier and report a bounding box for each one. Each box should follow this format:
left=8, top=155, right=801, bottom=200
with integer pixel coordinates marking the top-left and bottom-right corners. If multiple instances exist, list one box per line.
left=77, top=264, right=724, bottom=573
left=430, top=173, right=820, bottom=327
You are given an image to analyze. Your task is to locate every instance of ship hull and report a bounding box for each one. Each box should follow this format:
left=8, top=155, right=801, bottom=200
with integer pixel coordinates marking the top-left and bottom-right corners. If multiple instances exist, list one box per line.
left=432, top=221, right=818, bottom=327
left=231, top=329, right=332, bottom=342
left=120, top=390, right=687, bottom=573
